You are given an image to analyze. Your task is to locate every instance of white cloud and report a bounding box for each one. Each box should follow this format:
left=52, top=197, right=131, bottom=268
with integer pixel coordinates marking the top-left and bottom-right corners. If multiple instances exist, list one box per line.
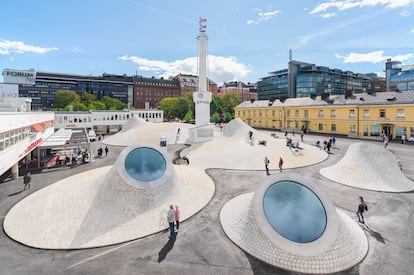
left=0, top=40, right=58, bottom=55
left=321, top=12, right=337, bottom=18
left=310, top=0, right=414, bottom=17
left=119, top=55, right=251, bottom=84
left=72, top=47, right=82, bottom=53
left=246, top=9, right=281, bottom=24
left=334, top=50, right=414, bottom=63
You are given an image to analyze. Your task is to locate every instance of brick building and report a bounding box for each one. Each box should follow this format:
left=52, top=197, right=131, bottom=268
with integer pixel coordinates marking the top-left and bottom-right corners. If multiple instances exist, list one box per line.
left=133, top=77, right=181, bottom=109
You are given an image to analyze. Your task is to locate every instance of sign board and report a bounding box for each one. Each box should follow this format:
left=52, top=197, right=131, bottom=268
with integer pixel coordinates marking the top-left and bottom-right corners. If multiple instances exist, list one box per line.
left=2, top=69, right=36, bottom=85
left=0, top=83, right=19, bottom=98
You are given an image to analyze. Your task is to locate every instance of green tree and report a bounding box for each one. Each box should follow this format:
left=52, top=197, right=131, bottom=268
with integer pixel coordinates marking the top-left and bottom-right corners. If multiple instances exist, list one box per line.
left=212, top=112, right=221, bottom=123
left=222, top=92, right=241, bottom=115
left=101, top=96, right=126, bottom=110
left=65, top=101, right=88, bottom=111
left=176, top=97, right=190, bottom=119
left=184, top=112, right=193, bottom=123
left=81, top=92, right=96, bottom=106
left=88, top=101, right=106, bottom=110
left=223, top=112, right=233, bottom=123
left=54, top=90, right=80, bottom=109
left=211, top=95, right=224, bottom=116
left=158, top=97, right=178, bottom=119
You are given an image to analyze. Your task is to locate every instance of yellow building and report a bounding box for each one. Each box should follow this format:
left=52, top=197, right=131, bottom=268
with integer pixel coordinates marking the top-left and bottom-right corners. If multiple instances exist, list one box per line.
left=235, top=91, right=414, bottom=141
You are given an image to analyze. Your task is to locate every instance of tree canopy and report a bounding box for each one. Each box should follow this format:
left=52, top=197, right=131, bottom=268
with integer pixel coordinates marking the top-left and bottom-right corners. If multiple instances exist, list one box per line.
left=53, top=90, right=126, bottom=111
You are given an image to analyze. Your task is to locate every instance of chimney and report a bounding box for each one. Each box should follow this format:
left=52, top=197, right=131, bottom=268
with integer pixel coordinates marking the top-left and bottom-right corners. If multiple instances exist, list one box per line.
left=345, top=90, right=352, bottom=99
left=250, top=98, right=256, bottom=104
left=321, top=92, right=330, bottom=101
left=310, top=93, right=317, bottom=100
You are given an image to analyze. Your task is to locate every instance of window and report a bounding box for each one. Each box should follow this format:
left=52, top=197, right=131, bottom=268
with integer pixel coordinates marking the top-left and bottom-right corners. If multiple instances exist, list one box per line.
left=350, top=124, right=356, bottom=133
left=287, top=110, right=290, bottom=117
left=279, top=120, right=282, bottom=128
left=295, top=110, right=299, bottom=117
left=331, top=110, right=336, bottom=118
left=295, top=121, right=299, bottom=128
left=397, top=109, right=405, bottom=118
left=331, top=124, right=336, bottom=131
left=349, top=109, right=355, bottom=118
left=318, top=110, right=324, bottom=117
left=363, top=109, right=369, bottom=118
left=279, top=111, right=282, bottom=117
left=304, top=110, right=308, bottom=118
left=379, top=109, right=386, bottom=118
left=272, top=110, right=275, bottom=116
left=319, top=123, right=323, bottom=131
left=287, top=121, right=291, bottom=128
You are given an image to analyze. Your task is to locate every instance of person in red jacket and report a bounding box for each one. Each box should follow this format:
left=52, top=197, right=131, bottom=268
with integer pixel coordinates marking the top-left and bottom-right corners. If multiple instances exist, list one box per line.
left=279, top=157, right=284, bottom=172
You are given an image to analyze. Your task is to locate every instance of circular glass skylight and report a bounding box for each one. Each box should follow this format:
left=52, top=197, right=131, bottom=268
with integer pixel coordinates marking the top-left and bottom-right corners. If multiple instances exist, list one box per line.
left=124, top=147, right=166, bottom=182
left=263, top=180, right=327, bottom=243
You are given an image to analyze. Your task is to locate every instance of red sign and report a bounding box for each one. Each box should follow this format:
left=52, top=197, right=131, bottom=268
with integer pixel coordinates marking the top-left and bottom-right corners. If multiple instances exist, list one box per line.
left=19, top=137, right=43, bottom=157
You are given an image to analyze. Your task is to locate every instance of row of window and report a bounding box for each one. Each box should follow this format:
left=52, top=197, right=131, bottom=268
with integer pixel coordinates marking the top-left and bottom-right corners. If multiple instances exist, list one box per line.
left=239, top=108, right=405, bottom=119
left=0, top=127, right=32, bottom=152
left=56, top=111, right=163, bottom=124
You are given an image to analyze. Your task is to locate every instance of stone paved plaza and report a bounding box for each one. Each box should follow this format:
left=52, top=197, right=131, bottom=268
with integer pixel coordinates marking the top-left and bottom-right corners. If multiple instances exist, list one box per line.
left=1, top=126, right=413, bottom=275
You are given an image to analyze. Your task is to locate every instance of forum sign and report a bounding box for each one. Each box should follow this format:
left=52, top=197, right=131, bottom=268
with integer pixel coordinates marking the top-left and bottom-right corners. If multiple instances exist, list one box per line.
left=2, top=69, right=36, bottom=85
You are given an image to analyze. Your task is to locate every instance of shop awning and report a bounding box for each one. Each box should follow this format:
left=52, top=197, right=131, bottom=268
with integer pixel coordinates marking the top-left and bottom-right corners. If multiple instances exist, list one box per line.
left=32, top=124, right=44, bottom=132
left=53, top=119, right=57, bottom=124
left=43, top=121, right=51, bottom=127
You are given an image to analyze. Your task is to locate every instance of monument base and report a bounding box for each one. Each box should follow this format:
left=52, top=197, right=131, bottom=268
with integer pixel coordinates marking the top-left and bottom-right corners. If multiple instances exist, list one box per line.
left=188, top=124, right=214, bottom=143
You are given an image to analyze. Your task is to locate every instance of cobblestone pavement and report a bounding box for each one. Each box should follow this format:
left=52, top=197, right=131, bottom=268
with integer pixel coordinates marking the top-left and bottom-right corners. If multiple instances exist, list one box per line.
left=0, top=132, right=413, bottom=275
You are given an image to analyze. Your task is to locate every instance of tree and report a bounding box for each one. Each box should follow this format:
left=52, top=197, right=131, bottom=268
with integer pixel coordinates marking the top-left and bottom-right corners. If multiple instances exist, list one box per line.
left=54, top=90, right=80, bottom=109
left=212, top=112, right=221, bottom=123
left=88, top=101, right=106, bottom=110
left=101, top=96, right=126, bottom=110
left=65, top=101, right=88, bottom=111
left=222, top=92, right=241, bottom=115
left=158, top=97, right=178, bottom=120
left=224, top=112, right=233, bottom=123
left=81, top=92, right=96, bottom=106
left=184, top=112, right=192, bottom=123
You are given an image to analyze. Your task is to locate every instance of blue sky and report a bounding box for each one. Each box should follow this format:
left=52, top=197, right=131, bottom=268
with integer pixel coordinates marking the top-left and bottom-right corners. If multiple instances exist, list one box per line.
left=1, top=0, right=414, bottom=84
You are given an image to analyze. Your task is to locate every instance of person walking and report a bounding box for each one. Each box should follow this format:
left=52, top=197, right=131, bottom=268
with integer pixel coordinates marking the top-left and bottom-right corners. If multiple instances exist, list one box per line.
left=332, top=136, right=336, bottom=149
left=278, top=157, right=284, bottom=172
left=356, top=196, right=368, bottom=224
left=300, top=131, right=304, bottom=142
left=175, top=205, right=180, bottom=232
left=264, top=157, right=270, bottom=175
left=167, top=205, right=176, bottom=238
left=104, top=146, right=109, bottom=157
left=23, top=172, right=31, bottom=190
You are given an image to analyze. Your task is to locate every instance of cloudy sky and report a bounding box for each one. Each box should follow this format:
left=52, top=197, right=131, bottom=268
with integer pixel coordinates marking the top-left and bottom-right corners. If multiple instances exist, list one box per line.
left=1, top=0, right=414, bottom=84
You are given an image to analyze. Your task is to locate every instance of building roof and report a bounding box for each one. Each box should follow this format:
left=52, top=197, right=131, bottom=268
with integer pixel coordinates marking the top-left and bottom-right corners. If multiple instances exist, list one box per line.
left=134, top=76, right=180, bottom=87
left=236, top=90, right=414, bottom=108
left=36, top=71, right=134, bottom=83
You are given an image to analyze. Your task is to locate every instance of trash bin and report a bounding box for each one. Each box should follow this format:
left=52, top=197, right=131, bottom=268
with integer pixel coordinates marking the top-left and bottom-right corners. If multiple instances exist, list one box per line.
left=160, top=136, right=167, bottom=147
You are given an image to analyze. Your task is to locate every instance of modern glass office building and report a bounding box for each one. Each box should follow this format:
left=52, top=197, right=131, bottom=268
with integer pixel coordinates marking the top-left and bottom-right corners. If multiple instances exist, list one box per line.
left=258, top=60, right=372, bottom=100
left=2, top=69, right=133, bottom=110
left=386, top=59, right=414, bottom=92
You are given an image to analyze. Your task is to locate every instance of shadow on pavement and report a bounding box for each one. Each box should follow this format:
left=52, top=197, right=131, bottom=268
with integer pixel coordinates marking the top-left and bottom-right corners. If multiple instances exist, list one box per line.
left=363, top=224, right=386, bottom=244
left=8, top=190, right=25, bottom=196
left=157, top=234, right=177, bottom=262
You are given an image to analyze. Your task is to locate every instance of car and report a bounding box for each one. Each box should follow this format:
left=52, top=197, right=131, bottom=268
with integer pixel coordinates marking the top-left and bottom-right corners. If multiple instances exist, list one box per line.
left=408, top=136, right=414, bottom=142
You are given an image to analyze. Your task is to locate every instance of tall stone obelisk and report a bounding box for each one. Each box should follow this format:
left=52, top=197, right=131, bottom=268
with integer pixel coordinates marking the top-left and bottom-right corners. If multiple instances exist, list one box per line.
left=193, top=18, right=212, bottom=127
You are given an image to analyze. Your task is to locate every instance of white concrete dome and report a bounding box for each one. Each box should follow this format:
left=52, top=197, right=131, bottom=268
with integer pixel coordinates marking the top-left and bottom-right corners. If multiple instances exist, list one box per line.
left=220, top=173, right=368, bottom=274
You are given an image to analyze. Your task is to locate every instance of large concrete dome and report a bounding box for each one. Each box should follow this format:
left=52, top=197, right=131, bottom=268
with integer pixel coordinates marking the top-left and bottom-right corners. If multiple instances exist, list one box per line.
left=320, top=142, right=414, bottom=192
left=220, top=173, right=368, bottom=274
left=4, top=144, right=214, bottom=249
